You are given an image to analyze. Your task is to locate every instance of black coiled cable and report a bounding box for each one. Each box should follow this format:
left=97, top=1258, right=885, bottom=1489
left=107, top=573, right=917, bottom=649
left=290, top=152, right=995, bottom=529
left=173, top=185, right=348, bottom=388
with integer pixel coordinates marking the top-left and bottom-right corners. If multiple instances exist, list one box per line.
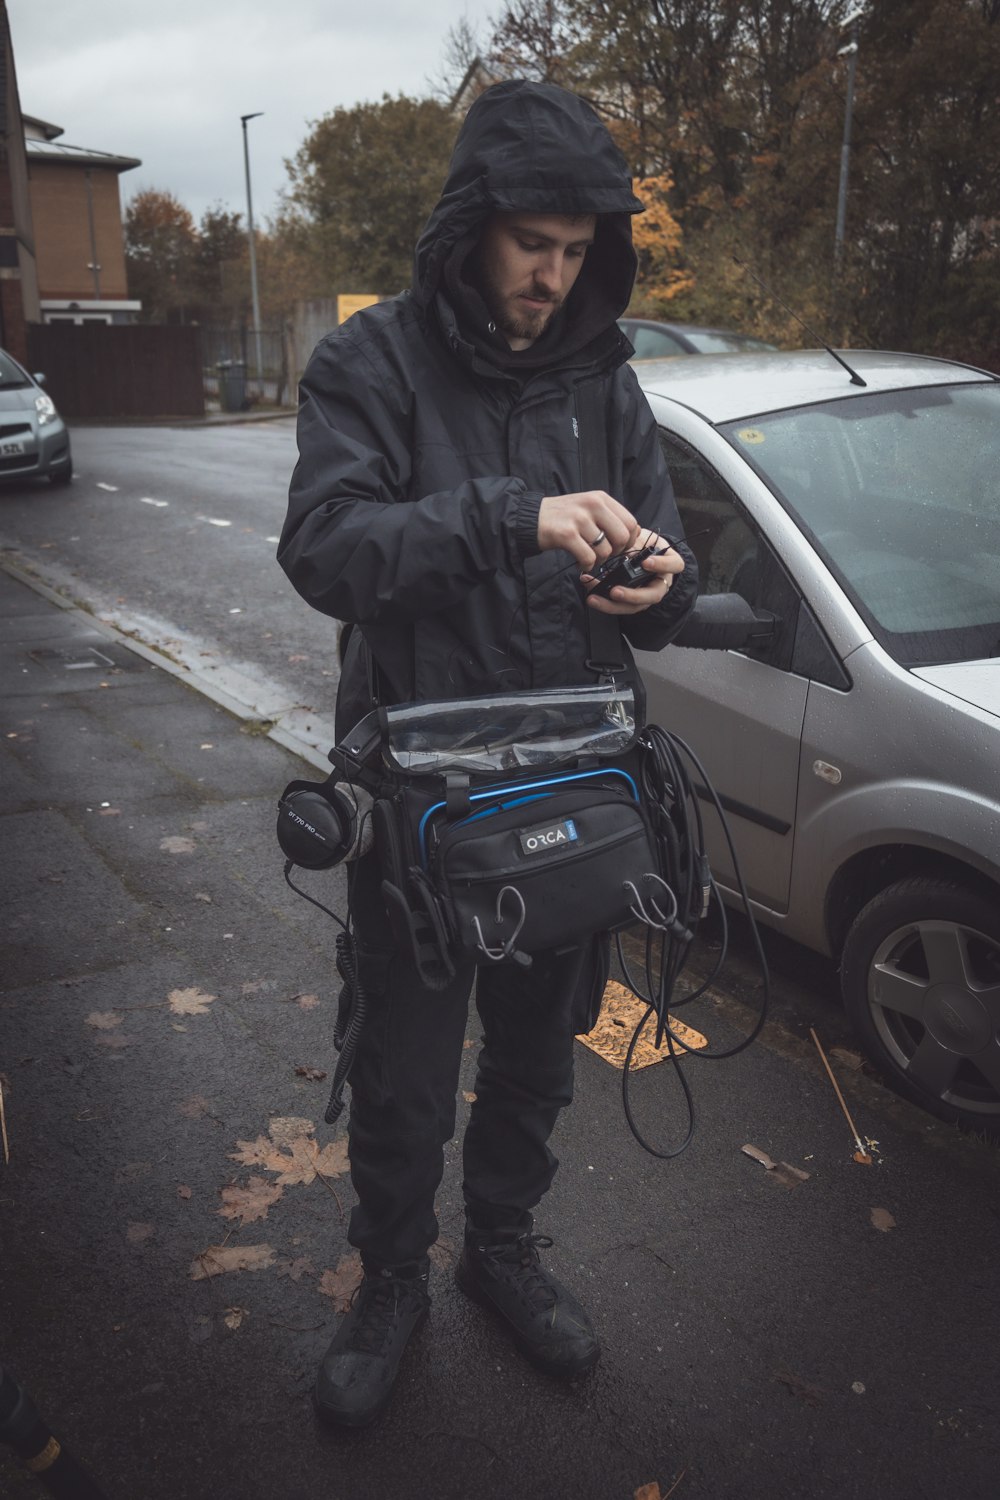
left=282, top=862, right=368, bottom=1124
left=613, top=724, right=770, bottom=1158
left=324, top=930, right=367, bottom=1124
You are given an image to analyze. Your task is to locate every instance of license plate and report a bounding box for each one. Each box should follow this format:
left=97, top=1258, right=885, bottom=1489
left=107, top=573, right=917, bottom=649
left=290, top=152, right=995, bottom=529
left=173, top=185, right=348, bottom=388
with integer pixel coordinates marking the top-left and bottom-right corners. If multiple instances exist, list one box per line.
left=0, top=441, right=24, bottom=456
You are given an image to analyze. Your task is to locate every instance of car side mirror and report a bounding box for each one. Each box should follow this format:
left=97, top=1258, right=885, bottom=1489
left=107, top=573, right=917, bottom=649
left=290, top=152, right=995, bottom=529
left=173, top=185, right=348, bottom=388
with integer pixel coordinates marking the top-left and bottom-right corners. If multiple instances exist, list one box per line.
left=33, top=372, right=46, bottom=385
left=671, top=592, right=776, bottom=650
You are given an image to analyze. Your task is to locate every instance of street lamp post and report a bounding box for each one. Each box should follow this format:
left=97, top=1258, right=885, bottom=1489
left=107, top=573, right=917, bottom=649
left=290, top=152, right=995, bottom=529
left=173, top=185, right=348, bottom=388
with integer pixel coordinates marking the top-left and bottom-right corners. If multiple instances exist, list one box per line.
left=832, top=7, right=862, bottom=321
left=240, top=112, right=265, bottom=379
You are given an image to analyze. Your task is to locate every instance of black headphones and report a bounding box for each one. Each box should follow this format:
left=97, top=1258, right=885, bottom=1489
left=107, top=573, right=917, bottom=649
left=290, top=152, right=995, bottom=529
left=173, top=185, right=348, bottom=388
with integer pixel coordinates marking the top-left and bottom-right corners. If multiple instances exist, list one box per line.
left=276, top=776, right=359, bottom=869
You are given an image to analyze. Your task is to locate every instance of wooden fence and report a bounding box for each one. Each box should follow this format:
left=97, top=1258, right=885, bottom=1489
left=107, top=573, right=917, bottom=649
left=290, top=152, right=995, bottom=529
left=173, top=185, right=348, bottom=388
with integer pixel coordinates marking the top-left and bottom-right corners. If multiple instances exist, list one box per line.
left=26, top=324, right=205, bottom=420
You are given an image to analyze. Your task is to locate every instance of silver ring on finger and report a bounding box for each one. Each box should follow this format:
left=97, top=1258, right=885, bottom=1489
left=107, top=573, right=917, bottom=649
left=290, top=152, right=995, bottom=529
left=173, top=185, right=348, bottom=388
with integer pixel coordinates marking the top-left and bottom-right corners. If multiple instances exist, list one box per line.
left=590, top=530, right=606, bottom=547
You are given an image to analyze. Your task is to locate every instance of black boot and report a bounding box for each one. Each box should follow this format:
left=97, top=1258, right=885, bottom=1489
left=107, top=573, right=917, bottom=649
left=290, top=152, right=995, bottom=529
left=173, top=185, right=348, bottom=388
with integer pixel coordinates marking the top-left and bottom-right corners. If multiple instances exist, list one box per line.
left=455, top=1229, right=600, bottom=1378
left=314, top=1263, right=430, bottom=1427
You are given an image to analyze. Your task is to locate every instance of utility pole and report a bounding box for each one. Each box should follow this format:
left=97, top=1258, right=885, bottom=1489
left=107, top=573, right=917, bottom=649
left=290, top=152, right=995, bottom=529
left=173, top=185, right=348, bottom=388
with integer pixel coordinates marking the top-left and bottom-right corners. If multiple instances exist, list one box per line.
left=832, top=7, right=862, bottom=328
left=240, top=112, right=264, bottom=378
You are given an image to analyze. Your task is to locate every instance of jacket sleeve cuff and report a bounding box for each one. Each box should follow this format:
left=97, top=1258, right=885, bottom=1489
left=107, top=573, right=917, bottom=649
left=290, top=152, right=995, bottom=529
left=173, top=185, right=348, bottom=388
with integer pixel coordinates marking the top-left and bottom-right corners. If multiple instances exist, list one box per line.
left=513, top=491, right=544, bottom=558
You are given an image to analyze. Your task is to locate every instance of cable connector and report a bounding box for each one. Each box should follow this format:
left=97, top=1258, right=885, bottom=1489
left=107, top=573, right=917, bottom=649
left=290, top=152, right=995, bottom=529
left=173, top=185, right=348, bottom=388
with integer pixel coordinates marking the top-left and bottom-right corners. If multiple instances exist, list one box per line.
left=697, top=853, right=712, bottom=920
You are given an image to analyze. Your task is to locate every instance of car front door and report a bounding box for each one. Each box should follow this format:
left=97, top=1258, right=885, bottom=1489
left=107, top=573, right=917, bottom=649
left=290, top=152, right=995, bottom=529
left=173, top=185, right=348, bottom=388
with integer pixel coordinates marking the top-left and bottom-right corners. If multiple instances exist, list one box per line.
left=638, top=432, right=810, bottom=914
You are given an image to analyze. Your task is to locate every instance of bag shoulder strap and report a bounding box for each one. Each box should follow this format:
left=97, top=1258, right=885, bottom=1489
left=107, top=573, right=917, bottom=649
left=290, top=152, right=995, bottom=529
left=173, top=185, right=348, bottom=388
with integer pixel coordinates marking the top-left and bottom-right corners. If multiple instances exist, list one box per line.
left=575, top=380, right=627, bottom=678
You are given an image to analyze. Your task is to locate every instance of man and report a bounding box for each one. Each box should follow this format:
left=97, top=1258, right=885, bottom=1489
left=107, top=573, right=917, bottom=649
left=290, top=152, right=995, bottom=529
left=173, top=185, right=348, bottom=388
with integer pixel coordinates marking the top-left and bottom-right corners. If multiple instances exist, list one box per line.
left=278, top=79, right=698, bottom=1427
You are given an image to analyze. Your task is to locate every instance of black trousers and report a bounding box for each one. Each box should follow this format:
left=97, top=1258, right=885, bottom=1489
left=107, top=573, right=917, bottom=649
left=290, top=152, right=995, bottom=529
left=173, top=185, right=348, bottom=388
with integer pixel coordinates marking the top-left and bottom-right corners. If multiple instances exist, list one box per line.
left=343, top=851, right=605, bottom=1270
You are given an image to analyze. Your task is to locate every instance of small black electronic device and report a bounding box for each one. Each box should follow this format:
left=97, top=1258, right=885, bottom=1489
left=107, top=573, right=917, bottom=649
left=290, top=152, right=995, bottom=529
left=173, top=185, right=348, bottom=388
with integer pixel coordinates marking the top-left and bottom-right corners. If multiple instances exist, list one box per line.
left=589, top=543, right=671, bottom=599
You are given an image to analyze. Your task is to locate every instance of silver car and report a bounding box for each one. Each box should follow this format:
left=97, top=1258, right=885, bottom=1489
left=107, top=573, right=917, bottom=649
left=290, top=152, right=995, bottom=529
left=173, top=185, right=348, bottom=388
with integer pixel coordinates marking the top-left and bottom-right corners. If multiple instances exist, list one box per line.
left=0, top=347, right=72, bottom=486
left=634, top=349, right=1000, bottom=1138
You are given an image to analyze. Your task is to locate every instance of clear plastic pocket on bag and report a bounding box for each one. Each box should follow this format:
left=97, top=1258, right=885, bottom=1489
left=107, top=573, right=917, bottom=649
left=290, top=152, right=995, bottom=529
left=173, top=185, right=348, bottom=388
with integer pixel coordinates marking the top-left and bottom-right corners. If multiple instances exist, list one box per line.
left=381, top=684, right=636, bottom=776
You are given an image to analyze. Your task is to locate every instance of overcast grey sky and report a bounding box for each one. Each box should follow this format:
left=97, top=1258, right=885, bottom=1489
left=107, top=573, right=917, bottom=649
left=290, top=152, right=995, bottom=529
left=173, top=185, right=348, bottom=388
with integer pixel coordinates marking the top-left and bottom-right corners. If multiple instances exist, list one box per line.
left=8, top=0, right=497, bottom=225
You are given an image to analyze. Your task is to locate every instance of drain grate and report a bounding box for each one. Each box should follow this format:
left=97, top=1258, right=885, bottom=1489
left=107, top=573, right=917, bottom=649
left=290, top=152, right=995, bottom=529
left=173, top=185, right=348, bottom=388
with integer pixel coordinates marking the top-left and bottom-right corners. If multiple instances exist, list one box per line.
left=27, top=644, right=138, bottom=673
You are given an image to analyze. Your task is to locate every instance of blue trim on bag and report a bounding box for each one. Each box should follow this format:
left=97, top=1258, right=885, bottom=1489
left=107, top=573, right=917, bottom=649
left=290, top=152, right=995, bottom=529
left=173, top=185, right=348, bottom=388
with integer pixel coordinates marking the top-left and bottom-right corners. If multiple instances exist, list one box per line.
left=417, top=767, right=639, bottom=867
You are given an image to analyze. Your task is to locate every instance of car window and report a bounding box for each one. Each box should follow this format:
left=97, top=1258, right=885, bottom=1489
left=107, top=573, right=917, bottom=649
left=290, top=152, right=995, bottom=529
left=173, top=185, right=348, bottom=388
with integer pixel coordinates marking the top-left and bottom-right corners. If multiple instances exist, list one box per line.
left=0, top=349, right=31, bottom=388
left=627, top=325, right=687, bottom=359
left=660, top=430, right=799, bottom=670
left=720, top=382, right=1000, bottom=667
left=682, top=332, right=777, bottom=353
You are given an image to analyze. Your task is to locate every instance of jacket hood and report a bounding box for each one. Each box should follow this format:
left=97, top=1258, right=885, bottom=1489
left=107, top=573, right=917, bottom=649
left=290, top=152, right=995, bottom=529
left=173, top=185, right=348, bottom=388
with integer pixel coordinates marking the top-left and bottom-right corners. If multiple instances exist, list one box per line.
left=413, top=80, right=644, bottom=321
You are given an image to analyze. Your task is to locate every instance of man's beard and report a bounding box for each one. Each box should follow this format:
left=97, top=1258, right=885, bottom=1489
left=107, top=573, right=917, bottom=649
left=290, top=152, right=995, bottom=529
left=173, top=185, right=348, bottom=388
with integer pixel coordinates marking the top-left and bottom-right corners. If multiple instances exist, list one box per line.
left=483, top=277, right=561, bottom=344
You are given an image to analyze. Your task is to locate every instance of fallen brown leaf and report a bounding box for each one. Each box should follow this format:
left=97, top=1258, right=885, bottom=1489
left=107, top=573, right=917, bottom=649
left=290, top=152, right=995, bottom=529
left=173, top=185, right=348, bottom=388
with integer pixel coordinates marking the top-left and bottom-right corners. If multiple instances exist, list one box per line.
left=267, top=1116, right=314, bottom=1145
left=229, top=1134, right=276, bottom=1169
left=177, top=1185, right=192, bottom=1200
left=223, top=1306, right=248, bottom=1331
left=190, top=1243, right=276, bottom=1281
left=229, top=1124, right=348, bottom=1186
left=86, top=1011, right=123, bottom=1031
left=168, top=987, right=217, bottom=1017
left=429, top=1236, right=456, bottom=1269
left=275, top=1255, right=316, bottom=1283
left=160, top=836, right=196, bottom=854
left=295, top=1066, right=328, bottom=1082
left=312, top=1138, right=350, bottom=1179
left=462, top=1091, right=477, bottom=1103
left=871, top=1207, right=896, bottom=1233
left=741, top=1144, right=810, bottom=1188
left=635, top=1486, right=663, bottom=1500
left=291, top=992, right=320, bottom=1010
left=126, top=1223, right=154, bottom=1245
left=269, top=1136, right=331, bottom=1187
left=177, top=1094, right=214, bottom=1119
left=318, top=1253, right=363, bottom=1312
left=95, top=1032, right=133, bottom=1050
left=830, top=1046, right=864, bottom=1071
left=218, top=1176, right=284, bottom=1226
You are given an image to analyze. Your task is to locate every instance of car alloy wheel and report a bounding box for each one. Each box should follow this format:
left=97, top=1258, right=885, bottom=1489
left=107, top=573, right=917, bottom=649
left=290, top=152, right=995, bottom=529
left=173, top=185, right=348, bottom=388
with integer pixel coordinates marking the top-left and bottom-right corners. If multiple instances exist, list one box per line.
left=841, top=877, right=1000, bottom=1139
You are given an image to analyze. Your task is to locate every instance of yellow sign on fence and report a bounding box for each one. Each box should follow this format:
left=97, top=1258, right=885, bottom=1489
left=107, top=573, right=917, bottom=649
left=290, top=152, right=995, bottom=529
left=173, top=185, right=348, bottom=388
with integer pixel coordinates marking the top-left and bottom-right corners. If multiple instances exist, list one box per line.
left=337, top=294, right=379, bottom=325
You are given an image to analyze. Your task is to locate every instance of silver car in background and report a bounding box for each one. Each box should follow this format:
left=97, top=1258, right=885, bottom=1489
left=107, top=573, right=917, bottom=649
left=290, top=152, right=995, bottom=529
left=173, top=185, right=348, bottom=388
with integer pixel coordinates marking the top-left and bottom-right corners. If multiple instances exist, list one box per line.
left=635, top=349, right=1000, bottom=1138
left=0, top=347, right=72, bottom=486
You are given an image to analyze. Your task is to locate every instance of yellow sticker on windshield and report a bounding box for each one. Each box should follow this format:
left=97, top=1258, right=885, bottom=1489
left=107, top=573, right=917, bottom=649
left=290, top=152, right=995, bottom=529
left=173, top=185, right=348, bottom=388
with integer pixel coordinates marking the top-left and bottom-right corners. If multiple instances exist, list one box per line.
left=737, top=427, right=766, bottom=445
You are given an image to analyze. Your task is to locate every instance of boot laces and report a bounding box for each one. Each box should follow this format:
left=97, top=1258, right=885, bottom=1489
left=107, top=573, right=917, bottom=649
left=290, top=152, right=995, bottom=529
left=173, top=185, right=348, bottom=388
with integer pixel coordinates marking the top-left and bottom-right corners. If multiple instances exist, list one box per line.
left=346, top=1273, right=420, bottom=1356
left=480, top=1233, right=557, bottom=1313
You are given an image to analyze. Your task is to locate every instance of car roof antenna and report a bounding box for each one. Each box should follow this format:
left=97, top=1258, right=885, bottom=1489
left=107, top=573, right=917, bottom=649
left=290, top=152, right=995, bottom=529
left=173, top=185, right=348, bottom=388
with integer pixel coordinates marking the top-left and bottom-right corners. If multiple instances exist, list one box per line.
left=732, top=256, right=867, bottom=387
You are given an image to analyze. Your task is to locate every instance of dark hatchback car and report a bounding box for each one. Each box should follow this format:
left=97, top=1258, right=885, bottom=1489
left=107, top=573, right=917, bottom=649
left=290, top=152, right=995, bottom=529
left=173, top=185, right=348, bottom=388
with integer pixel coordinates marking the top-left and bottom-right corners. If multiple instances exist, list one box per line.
left=0, top=347, right=72, bottom=486
left=619, top=316, right=778, bottom=361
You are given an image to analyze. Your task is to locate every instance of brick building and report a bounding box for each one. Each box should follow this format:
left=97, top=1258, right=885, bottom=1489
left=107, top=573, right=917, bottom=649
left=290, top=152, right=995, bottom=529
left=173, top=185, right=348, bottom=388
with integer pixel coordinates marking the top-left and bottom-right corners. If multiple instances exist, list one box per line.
left=25, top=114, right=141, bottom=325
left=0, top=1, right=38, bottom=363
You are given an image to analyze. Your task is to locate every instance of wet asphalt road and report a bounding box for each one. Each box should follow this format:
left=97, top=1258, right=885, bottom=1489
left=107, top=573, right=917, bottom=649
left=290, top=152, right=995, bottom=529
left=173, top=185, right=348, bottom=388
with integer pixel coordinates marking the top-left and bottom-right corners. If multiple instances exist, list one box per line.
left=0, top=419, right=340, bottom=743
left=1, top=424, right=999, bottom=1500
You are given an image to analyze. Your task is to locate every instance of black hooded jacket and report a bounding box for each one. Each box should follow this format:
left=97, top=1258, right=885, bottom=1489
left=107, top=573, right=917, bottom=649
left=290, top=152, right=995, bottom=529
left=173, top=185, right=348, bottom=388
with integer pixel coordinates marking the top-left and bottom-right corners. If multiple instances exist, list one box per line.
left=279, top=81, right=698, bottom=729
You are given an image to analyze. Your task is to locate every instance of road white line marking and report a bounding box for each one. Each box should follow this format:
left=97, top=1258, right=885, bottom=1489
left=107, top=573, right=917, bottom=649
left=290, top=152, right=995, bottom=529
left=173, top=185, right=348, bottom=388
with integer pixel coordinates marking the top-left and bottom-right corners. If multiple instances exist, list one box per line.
left=196, top=515, right=232, bottom=527
left=265, top=535, right=280, bottom=543
left=96, top=482, right=118, bottom=492
left=140, top=497, right=169, bottom=508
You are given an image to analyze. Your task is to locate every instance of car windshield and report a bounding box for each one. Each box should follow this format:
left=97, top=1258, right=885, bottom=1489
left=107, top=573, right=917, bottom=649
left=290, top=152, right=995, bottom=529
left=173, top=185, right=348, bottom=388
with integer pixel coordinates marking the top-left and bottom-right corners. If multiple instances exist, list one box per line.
left=684, top=331, right=776, bottom=353
left=0, top=350, right=31, bottom=388
left=720, top=381, right=1000, bottom=667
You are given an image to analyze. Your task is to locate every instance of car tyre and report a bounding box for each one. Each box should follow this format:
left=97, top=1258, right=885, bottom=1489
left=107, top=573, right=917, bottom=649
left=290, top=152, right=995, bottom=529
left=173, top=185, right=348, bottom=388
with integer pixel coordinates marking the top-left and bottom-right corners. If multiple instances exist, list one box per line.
left=48, top=466, right=73, bottom=488
left=841, top=876, right=1000, bottom=1141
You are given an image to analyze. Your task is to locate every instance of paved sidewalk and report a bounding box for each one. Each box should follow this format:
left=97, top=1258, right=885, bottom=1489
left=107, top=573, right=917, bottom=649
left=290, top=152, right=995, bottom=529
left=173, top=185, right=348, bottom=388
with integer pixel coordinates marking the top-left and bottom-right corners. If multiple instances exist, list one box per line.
left=1, top=565, right=998, bottom=1500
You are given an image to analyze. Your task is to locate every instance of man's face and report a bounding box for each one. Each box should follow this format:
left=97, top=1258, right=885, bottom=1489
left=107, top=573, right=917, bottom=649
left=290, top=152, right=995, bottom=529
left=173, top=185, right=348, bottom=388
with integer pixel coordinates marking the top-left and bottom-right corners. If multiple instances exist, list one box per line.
left=475, top=211, right=597, bottom=350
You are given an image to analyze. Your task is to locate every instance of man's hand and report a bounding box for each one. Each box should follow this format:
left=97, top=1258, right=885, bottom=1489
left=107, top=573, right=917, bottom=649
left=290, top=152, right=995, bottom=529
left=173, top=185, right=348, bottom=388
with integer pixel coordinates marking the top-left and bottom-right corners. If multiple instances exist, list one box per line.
left=581, top=531, right=686, bottom=616
left=537, top=490, right=640, bottom=570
